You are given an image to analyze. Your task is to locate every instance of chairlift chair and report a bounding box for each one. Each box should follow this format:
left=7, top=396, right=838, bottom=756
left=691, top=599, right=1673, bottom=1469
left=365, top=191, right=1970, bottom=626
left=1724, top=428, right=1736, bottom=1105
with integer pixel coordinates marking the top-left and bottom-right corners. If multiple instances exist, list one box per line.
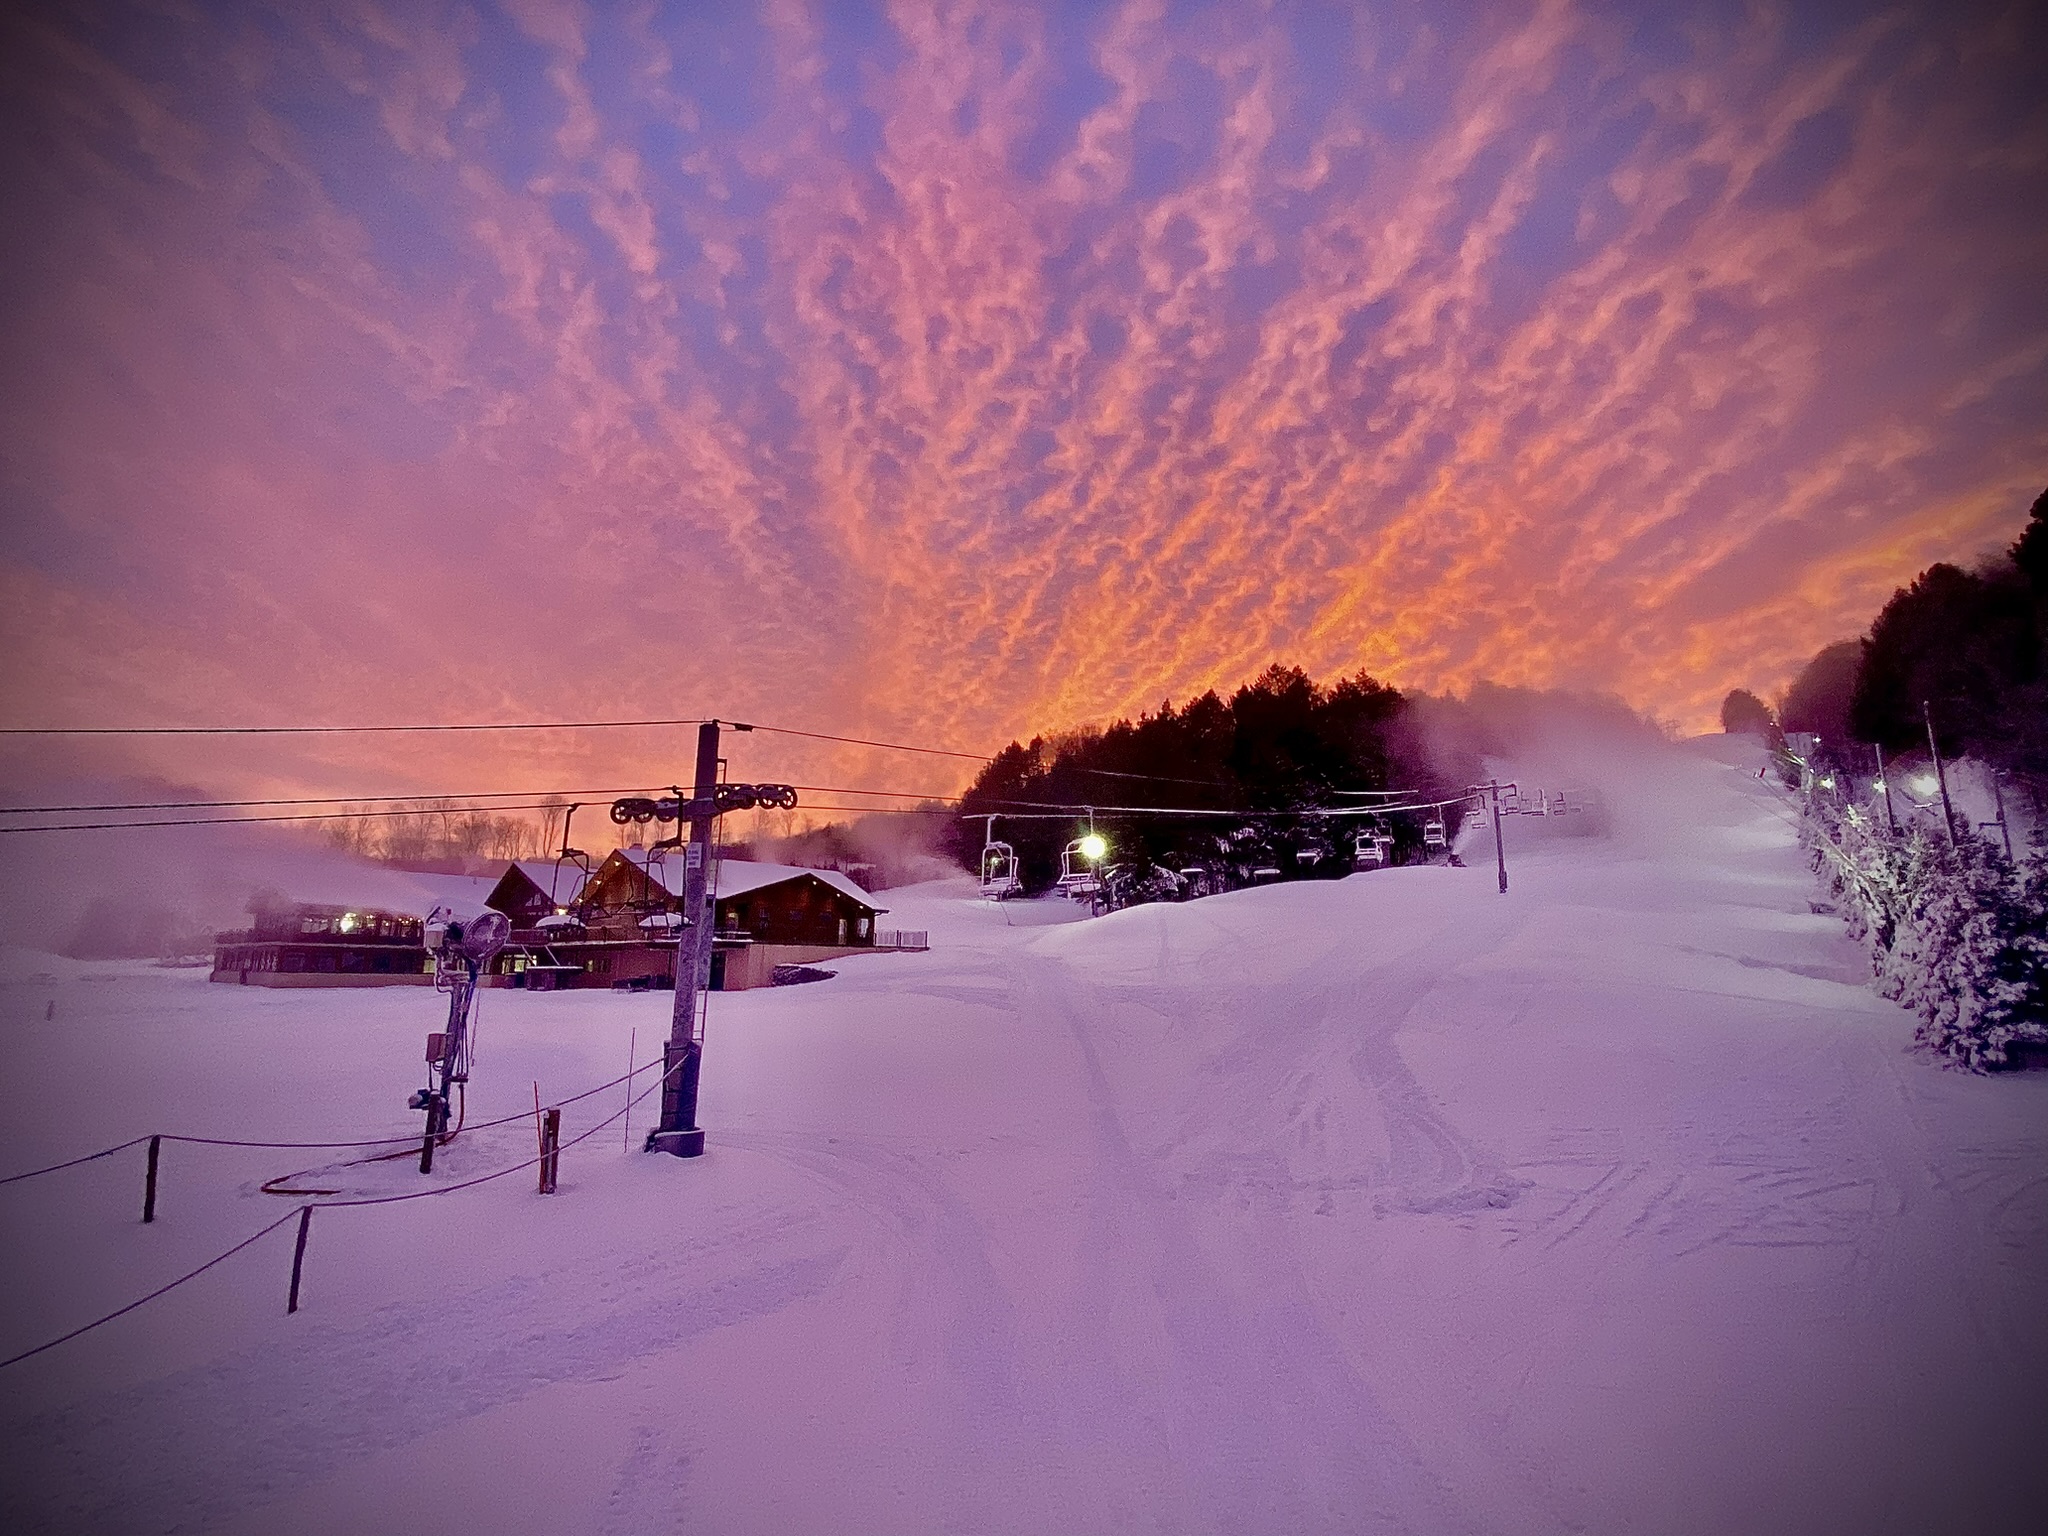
left=978, top=841, right=1022, bottom=901
left=1354, top=831, right=1387, bottom=868
left=1423, top=816, right=1448, bottom=851
left=1055, top=838, right=1102, bottom=898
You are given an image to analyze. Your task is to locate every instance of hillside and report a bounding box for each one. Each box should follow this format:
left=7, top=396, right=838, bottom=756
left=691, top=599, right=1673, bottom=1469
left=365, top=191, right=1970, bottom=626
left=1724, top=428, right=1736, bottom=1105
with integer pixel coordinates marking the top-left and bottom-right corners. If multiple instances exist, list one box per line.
left=2, top=737, right=2044, bottom=1534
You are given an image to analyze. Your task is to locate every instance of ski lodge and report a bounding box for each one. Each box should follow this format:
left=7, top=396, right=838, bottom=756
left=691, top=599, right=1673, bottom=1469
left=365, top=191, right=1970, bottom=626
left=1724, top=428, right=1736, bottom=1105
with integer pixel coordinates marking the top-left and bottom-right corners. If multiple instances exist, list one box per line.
left=210, top=903, right=431, bottom=986
left=212, top=851, right=919, bottom=992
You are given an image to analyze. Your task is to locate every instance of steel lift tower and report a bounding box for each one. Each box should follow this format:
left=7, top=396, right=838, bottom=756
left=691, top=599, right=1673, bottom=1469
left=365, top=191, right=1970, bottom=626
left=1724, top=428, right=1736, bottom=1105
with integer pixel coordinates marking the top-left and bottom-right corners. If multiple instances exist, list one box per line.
left=647, top=721, right=720, bottom=1157
left=631, top=721, right=795, bottom=1159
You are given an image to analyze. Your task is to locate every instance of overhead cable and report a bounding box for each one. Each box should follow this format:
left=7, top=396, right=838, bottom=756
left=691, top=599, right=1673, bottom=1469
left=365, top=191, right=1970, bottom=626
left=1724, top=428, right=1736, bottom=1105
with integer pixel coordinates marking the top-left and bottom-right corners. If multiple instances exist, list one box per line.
left=0, top=717, right=711, bottom=736
left=742, top=722, right=990, bottom=761
left=0, top=778, right=955, bottom=817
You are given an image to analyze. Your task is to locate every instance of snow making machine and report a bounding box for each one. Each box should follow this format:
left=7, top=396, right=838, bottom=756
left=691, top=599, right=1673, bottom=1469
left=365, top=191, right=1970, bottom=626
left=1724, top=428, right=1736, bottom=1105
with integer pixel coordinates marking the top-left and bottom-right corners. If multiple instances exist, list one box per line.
left=410, top=906, right=510, bottom=1173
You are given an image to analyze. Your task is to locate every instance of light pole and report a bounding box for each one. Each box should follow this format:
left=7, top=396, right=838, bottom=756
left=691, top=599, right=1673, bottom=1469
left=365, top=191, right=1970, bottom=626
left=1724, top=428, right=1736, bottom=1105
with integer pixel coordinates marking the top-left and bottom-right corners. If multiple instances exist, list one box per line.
left=1923, top=700, right=1958, bottom=848
left=1873, top=743, right=1899, bottom=835
left=1988, top=768, right=2015, bottom=861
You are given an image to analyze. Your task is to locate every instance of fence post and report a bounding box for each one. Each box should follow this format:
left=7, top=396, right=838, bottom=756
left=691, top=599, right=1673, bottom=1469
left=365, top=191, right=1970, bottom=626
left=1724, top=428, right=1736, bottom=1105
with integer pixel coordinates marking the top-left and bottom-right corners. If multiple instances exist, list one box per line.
left=142, top=1135, right=161, bottom=1223
left=287, top=1206, right=313, bottom=1314
left=539, top=1109, right=560, bottom=1194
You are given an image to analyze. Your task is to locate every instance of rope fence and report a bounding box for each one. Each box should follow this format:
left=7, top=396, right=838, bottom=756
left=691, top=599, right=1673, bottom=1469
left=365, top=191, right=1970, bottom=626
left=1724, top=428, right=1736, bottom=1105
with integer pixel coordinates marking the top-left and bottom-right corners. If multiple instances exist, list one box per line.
left=0, top=1208, right=307, bottom=1370
left=0, top=1054, right=687, bottom=1372
left=0, top=1054, right=672, bottom=1182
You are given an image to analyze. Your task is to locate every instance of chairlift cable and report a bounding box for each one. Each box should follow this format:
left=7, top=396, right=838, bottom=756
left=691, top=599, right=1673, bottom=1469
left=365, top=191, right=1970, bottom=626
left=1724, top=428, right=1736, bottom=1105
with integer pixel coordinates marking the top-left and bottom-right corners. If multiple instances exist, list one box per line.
left=0, top=779, right=959, bottom=817
left=0, top=802, right=571, bottom=834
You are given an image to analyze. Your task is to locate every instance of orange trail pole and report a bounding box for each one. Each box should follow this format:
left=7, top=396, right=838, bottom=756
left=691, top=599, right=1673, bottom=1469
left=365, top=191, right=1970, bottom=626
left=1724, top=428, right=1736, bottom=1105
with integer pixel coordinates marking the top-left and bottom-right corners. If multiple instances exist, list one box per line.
left=623, top=1028, right=636, bottom=1152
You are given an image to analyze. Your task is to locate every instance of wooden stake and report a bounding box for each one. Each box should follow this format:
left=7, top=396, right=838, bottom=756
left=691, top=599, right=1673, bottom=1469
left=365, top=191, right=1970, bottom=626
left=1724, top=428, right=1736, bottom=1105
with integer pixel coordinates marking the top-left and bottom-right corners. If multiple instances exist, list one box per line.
left=539, top=1108, right=561, bottom=1194
left=142, top=1134, right=161, bottom=1223
left=287, top=1206, right=313, bottom=1314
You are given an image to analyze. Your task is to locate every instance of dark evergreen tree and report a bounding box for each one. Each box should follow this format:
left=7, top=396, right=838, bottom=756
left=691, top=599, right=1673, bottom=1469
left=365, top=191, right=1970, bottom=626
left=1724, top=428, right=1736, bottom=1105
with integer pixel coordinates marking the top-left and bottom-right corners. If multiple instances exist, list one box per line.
left=1719, top=688, right=1778, bottom=739
left=2013, top=485, right=2048, bottom=597
left=1778, top=640, right=1861, bottom=750
left=1849, top=560, right=2039, bottom=768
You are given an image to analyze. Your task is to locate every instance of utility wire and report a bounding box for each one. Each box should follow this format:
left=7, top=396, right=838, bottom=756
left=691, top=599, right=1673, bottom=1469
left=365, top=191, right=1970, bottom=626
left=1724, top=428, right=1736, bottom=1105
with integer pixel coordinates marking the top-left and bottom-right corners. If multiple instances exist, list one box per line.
left=0, top=779, right=956, bottom=817
left=0, top=802, right=571, bottom=835
left=743, top=722, right=989, bottom=762
left=0, top=718, right=710, bottom=737
left=0, top=714, right=993, bottom=762
left=962, top=793, right=1483, bottom=819
left=1067, top=767, right=1230, bottom=788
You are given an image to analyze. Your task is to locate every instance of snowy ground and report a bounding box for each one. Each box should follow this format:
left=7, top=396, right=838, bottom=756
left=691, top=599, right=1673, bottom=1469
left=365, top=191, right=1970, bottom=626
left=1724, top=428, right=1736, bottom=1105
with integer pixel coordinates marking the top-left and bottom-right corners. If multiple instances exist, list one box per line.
left=2, top=738, right=2045, bottom=1535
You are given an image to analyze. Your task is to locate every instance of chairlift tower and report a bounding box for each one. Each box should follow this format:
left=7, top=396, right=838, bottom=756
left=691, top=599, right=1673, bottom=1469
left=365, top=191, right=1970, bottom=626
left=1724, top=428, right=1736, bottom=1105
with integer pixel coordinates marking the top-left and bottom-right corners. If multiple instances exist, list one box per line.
left=648, top=721, right=723, bottom=1157
left=1465, top=779, right=1517, bottom=895
left=636, top=722, right=795, bottom=1158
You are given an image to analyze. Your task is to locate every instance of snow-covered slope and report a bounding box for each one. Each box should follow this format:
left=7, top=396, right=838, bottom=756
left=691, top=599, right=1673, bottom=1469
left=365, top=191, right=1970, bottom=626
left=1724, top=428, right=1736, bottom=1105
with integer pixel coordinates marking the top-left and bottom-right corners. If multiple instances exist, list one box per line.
left=2, top=740, right=2044, bottom=1534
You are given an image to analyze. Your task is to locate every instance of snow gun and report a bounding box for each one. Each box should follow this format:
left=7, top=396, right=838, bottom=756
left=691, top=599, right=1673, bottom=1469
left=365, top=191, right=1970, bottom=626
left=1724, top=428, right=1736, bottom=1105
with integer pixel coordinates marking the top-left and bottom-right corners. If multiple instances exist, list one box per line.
left=411, top=907, right=510, bottom=1173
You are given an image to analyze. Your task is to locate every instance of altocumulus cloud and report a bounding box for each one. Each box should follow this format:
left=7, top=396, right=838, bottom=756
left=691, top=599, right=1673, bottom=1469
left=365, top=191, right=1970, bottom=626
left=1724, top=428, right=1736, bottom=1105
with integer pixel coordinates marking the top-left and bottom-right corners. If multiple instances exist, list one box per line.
left=0, top=0, right=2043, bottom=797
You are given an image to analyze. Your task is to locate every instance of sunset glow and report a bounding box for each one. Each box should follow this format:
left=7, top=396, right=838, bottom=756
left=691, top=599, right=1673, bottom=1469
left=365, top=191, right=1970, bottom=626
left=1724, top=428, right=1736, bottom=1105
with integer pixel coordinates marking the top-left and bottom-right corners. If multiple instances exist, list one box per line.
left=1, top=1, right=2043, bottom=801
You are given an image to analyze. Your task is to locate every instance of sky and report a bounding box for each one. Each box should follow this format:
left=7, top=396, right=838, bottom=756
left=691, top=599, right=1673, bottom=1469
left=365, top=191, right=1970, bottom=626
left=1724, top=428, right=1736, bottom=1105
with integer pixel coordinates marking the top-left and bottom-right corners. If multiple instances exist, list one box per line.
left=1, top=0, right=2044, bottom=809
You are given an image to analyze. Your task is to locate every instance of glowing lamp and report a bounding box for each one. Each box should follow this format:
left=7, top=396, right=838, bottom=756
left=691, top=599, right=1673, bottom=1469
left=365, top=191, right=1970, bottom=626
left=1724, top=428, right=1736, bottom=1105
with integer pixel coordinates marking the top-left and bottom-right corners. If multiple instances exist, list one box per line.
left=1818, top=776, right=1835, bottom=789
left=1910, top=773, right=1939, bottom=796
left=339, top=912, right=358, bottom=933
left=1079, top=833, right=1108, bottom=861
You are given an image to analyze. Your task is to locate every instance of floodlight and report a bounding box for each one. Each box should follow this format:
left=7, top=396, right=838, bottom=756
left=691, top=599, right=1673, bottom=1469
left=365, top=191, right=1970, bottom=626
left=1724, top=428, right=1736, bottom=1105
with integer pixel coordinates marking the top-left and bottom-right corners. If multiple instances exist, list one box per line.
left=1080, top=832, right=1108, bottom=861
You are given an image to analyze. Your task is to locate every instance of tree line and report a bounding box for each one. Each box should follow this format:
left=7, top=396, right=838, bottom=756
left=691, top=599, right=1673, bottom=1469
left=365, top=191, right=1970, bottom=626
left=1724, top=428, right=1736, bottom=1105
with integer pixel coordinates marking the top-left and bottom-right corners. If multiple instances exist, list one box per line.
left=1723, top=485, right=2048, bottom=800
left=320, top=797, right=566, bottom=870
left=947, top=665, right=1655, bottom=896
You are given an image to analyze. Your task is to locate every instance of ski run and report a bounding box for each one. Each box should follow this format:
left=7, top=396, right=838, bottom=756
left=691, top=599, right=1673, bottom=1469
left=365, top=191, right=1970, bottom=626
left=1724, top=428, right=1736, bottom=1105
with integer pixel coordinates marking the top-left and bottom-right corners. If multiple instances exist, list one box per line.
left=2, top=733, right=2045, bottom=1535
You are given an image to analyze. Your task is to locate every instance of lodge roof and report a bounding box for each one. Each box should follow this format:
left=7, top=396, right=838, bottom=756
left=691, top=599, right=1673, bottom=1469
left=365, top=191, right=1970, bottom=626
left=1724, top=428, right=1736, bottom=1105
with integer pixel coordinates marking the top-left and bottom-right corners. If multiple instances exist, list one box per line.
left=611, top=847, right=883, bottom=912
left=487, top=858, right=591, bottom=907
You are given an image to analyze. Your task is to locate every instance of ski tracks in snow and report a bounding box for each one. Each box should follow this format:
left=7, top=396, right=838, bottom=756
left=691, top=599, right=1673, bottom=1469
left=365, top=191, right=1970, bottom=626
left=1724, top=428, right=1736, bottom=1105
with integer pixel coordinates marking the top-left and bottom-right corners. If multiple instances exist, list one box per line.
left=1021, top=927, right=1518, bottom=1534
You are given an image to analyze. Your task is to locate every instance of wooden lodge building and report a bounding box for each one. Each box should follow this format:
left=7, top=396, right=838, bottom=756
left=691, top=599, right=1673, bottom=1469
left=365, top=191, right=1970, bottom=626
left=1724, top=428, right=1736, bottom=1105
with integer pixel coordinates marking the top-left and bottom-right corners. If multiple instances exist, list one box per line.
left=498, top=849, right=897, bottom=991
left=212, top=851, right=913, bottom=992
left=211, top=903, right=432, bottom=986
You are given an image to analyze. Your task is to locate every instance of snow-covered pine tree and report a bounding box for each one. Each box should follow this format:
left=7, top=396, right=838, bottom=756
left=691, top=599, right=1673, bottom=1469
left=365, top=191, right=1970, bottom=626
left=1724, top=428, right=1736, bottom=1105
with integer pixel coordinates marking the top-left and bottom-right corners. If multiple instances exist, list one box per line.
left=1797, top=781, right=2048, bottom=1069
